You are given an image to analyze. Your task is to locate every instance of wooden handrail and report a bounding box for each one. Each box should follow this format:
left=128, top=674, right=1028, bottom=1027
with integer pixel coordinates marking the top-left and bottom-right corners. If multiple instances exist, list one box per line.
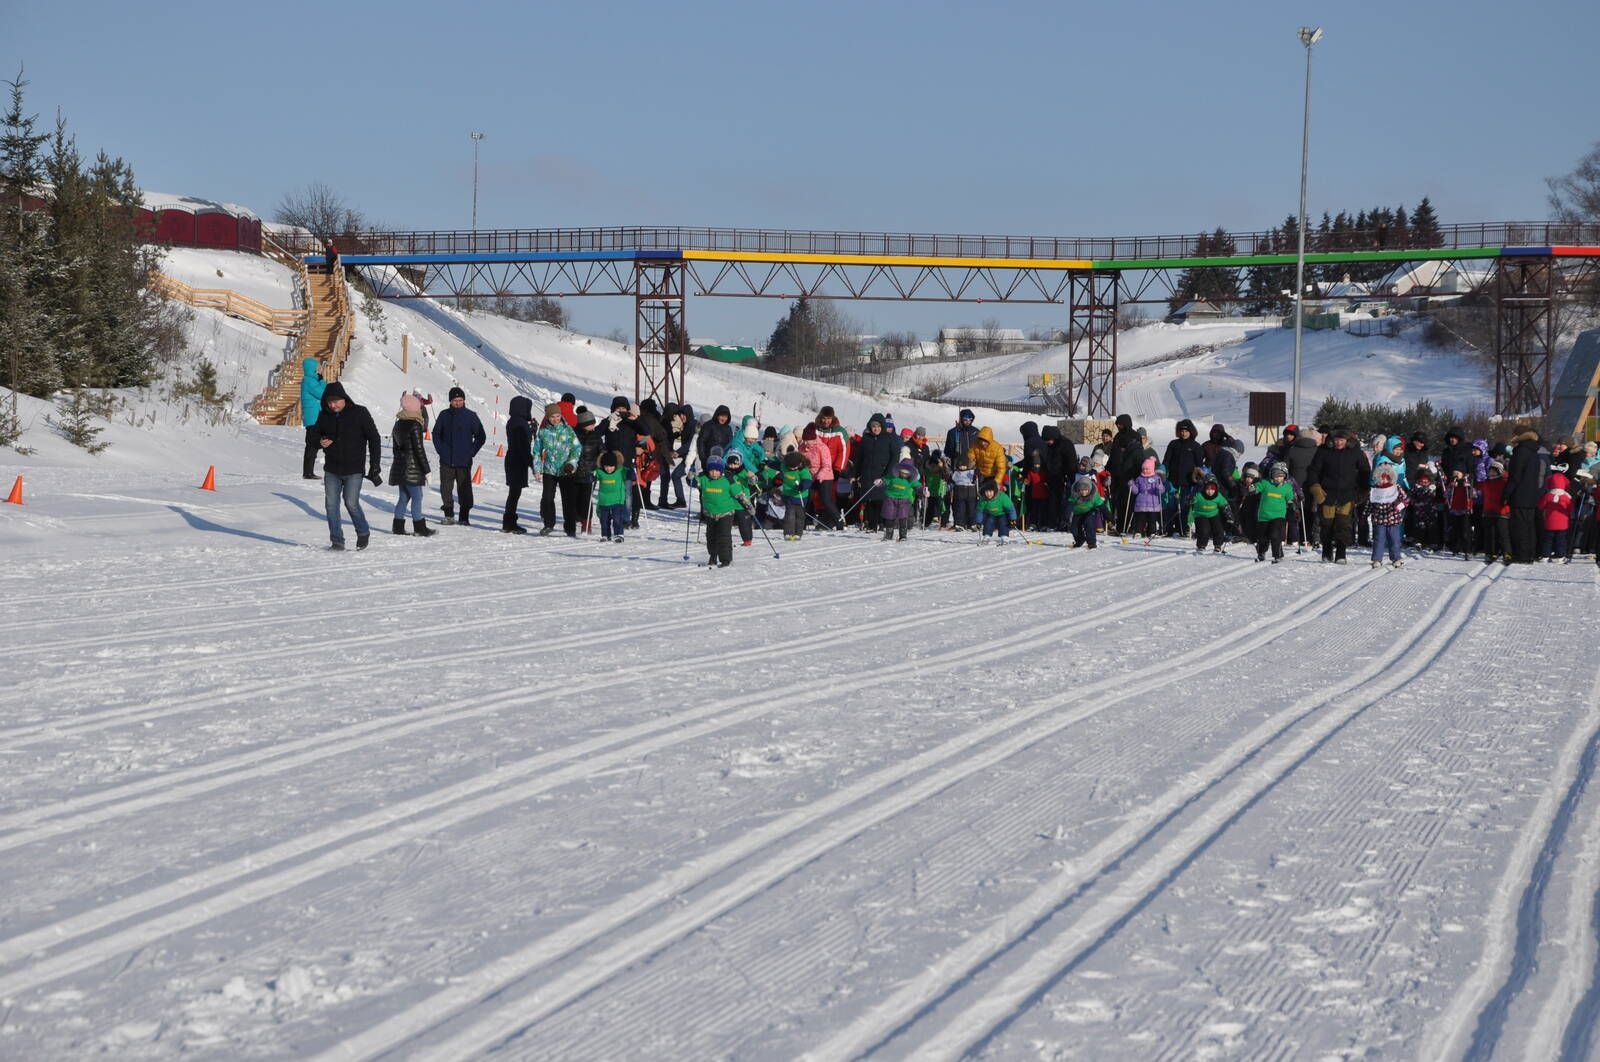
left=152, top=272, right=308, bottom=335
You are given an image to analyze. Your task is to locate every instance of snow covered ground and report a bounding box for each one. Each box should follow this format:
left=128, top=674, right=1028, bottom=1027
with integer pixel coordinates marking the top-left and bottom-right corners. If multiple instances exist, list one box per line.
left=1, top=456, right=1598, bottom=1060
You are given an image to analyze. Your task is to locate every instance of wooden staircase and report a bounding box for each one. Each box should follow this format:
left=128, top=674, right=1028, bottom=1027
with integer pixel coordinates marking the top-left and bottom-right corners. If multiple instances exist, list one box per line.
left=248, top=235, right=355, bottom=425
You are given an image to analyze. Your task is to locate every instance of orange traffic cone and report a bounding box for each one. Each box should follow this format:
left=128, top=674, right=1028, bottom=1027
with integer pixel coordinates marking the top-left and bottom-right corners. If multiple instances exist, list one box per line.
left=200, top=466, right=217, bottom=491
left=471, top=465, right=484, bottom=485
left=4, top=475, right=21, bottom=505
left=495, top=444, right=505, bottom=458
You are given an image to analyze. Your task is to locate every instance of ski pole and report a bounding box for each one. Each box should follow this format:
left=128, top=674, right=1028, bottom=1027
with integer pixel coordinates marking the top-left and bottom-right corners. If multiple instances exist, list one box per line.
left=1119, top=487, right=1133, bottom=546
left=744, top=497, right=781, bottom=558
left=1296, top=492, right=1307, bottom=555
left=585, top=480, right=596, bottom=535
left=840, top=483, right=873, bottom=525
left=682, top=492, right=695, bottom=561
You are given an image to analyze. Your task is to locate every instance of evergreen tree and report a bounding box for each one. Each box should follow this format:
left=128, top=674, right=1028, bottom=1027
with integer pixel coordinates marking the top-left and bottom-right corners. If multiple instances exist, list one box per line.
left=0, top=68, right=61, bottom=401
left=1411, top=196, right=1441, bottom=247
left=1167, top=229, right=1240, bottom=314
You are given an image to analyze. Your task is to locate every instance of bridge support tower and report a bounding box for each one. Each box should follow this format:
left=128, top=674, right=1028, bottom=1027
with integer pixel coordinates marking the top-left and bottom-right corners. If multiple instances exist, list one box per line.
left=1494, top=255, right=1555, bottom=416
left=635, top=260, right=688, bottom=410
left=1066, top=271, right=1119, bottom=417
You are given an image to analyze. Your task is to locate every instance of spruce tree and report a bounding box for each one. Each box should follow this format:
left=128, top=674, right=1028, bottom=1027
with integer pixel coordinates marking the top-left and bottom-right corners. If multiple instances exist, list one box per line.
left=0, top=69, right=61, bottom=401
left=1411, top=197, right=1441, bottom=247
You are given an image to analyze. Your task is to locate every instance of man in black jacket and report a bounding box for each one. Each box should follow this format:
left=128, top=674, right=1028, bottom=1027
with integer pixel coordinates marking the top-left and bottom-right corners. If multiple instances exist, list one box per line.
left=600, top=396, right=644, bottom=527
left=696, top=404, right=733, bottom=471
left=1503, top=425, right=1546, bottom=563
left=1041, top=425, right=1076, bottom=531
left=314, top=382, right=382, bottom=550
left=1306, top=429, right=1367, bottom=563
left=1438, top=427, right=1475, bottom=481
left=943, top=409, right=979, bottom=468
left=1163, top=419, right=1204, bottom=534
left=432, top=386, right=486, bottom=525
left=1107, top=413, right=1142, bottom=533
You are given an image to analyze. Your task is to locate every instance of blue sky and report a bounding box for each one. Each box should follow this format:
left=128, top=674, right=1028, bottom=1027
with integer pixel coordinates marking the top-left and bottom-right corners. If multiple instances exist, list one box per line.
left=6, top=0, right=1596, bottom=342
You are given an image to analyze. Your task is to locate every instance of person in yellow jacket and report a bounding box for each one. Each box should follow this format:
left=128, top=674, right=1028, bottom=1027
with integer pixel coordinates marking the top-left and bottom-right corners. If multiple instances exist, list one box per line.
left=970, top=425, right=1009, bottom=487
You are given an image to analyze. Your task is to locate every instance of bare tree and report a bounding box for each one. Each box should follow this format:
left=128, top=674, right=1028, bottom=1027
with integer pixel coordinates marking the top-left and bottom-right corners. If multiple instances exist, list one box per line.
left=1547, top=141, right=1600, bottom=225
left=879, top=330, right=916, bottom=360
left=274, top=182, right=365, bottom=240
left=978, top=316, right=1004, bottom=354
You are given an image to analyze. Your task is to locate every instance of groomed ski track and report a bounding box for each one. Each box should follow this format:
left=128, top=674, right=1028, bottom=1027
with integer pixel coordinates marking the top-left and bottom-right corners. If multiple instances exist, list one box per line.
left=1, top=474, right=1598, bottom=1060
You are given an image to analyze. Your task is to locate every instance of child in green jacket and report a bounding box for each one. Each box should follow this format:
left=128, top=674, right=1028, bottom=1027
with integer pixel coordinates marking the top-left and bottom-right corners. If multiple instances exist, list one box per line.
left=1068, top=476, right=1107, bottom=549
left=1187, top=475, right=1234, bottom=555
left=593, top=450, right=634, bottom=542
left=1253, top=464, right=1296, bottom=563
left=923, top=453, right=950, bottom=527
left=697, top=457, right=750, bottom=568
left=778, top=451, right=814, bottom=541
left=875, top=458, right=928, bottom=542
left=977, top=478, right=1018, bottom=545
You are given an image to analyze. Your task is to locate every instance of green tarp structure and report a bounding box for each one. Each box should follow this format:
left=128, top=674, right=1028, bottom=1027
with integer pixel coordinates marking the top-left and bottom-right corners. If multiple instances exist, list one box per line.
left=695, top=344, right=759, bottom=363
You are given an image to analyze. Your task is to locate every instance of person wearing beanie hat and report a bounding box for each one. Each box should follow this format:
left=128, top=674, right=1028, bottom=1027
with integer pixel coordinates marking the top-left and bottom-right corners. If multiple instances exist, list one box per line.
left=697, top=456, right=748, bottom=568
left=778, top=449, right=814, bottom=541
left=432, top=386, right=485, bottom=525
left=875, top=457, right=927, bottom=542
left=501, top=395, right=536, bottom=534
left=943, top=408, right=980, bottom=471
left=1067, top=474, right=1108, bottom=548
left=1477, top=457, right=1510, bottom=561
left=1128, top=455, right=1164, bottom=545
left=1367, top=464, right=1410, bottom=569
left=1253, top=463, right=1297, bottom=563
left=976, top=475, right=1017, bottom=544
left=600, top=399, right=642, bottom=526
left=314, top=381, right=382, bottom=550
left=1107, top=412, right=1143, bottom=534
left=536, top=401, right=582, bottom=537
left=558, top=393, right=578, bottom=428
left=570, top=405, right=603, bottom=532
left=855, top=413, right=899, bottom=532
left=593, top=450, right=633, bottom=542
left=721, top=451, right=760, bottom=546
left=387, top=392, right=435, bottom=538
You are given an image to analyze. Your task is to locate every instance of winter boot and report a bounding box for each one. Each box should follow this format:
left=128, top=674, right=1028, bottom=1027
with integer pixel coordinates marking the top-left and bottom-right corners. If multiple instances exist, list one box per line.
left=1371, top=560, right=1382, bottom=570
left=356, top=533, right=370, bottom=550
left=392, top=518, right=408, bottom=536
left=882, top=529, right=895, bottom=542
left=1391, top=558, right=1403, bottom=569
left=898, top=529, right=908, bottom=541
left=329, top=540, right=345, bottom=551
left=442, top=513, right=456, bottom=526
left=412, top=519, right=435, bottom=538
left=539, top=527, right=555, bottom=537
left=459, top=510, right=471, bottom=527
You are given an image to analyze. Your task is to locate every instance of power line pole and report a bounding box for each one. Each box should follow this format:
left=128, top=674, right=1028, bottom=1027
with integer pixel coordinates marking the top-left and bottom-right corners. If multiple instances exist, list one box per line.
left=1292, top=26, right=1322, bottom=427
left=470, top=131, right=486, bottom=232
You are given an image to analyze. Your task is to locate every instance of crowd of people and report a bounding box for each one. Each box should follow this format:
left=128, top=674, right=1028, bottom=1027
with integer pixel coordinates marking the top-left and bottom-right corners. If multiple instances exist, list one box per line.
left=299, top=363, right=1600, bottom=572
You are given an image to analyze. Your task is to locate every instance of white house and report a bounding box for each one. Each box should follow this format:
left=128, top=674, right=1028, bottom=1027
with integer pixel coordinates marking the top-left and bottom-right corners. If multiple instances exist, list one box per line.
left=936, top=326, right=1038, bottom=357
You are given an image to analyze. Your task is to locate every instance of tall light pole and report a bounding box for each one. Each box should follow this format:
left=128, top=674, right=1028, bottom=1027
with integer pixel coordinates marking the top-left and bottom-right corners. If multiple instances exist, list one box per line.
left=470, top=131, right=486, bottom=232
left=1292, top=26, right=1322, bottom=427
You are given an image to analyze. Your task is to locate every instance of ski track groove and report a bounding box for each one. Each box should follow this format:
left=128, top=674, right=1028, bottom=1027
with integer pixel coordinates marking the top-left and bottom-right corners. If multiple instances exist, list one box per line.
left=805, top=564, right=1499, bottom=1061
left=322, top=567, right=1367, bottom=1060
left=0, top=539, right=638, bottom=649
left=0, top=543, right=1038, bottom=844
left=0, top=536, right=890, bottom=742
left=0, top=552, right=1190, bottom=1000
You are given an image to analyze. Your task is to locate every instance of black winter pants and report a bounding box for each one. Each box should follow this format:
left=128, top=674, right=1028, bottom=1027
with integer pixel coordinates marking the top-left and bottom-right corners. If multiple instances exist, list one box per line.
left=784, top=505, right=806, bottom=538
left=503, top=484, right=524, bottom=529
left=1194, top=514, right=1226, bottom=550
left=303, top=425, right=323, bottom=477
left=540, top=475, right=583, bottom=534
left=439, top=464, right=473, bottom=519
left=1509, top=507, right=1539, bottom=563
left=1256, top=517, right=1286, bottom=560
left=814, top=480, right=840, bottom=527
left=706, top=513, right=734, bottom=566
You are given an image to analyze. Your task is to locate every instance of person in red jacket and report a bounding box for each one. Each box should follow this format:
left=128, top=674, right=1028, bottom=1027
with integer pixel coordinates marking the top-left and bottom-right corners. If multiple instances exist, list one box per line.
left=1536, top=471, right=1575, bottom=562
left=1478, top=459, right=1510, bottom=562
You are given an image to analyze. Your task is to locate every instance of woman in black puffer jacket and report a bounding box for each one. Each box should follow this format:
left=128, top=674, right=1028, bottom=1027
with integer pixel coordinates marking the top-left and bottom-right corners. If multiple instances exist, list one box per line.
left=389, top=393, right=434, bottom=536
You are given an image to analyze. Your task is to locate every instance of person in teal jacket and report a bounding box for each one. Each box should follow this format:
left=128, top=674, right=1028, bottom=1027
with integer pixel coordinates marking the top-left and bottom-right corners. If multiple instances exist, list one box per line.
left=300, top=357, right=326, bottom=479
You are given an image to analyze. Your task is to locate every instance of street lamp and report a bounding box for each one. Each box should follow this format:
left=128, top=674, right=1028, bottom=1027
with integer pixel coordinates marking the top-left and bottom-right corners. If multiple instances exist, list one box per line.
left=1292, top=26, right=1322, bottom=427
left=470, top=131, right=486, bottom=232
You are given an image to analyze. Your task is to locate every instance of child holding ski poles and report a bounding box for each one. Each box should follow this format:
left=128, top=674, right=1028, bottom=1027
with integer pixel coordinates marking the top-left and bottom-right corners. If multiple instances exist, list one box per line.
left=1253, top=464, right=1295, bottom=563
left=977, top=478, right=1017, bottom=545
left=1127, top=458, right=1164, bottom=545
left=876, top=459, right=928, bottom=542
left=779, top=451, right=813, bottom=541
left=723, top=450, right=761, bottom=547
left=1187, top=474, right=1233, bottom=554
left=1069, top=476, right=1107, bottom=549
left=697, top=456, right=749, bottom=568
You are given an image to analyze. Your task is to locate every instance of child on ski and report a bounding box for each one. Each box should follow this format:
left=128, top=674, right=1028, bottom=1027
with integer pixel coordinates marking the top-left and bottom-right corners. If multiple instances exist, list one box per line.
left=1408, top=469, right=1441, bottom=550
left=1368, top=464, right=1409, bottom=568
left=1537, top=471, right=1574, bottom=562
left=923, top=451, right=950, bottom=527
left=1237, top=465, right=1262, bottom=545
left=697, top=457, right=748, bottom=568
left=977, top=478, right=1017, bottom=544
left=876, top=459, right=927, bottom=542
left=1253, top=464, right=1295, bottom=563
left=1128, top=458, right=1164, bottom=545
left=723, top=450, right=760, bottom=547
left=779, top=451, right=813, bottom=541
left=950, top=460, right=978, bottom=531
left=1478, top=459, right=1511, bottom=563
left=1069, top=476, right=1107, bottom=549
left=1187, top=474, right=1232, bottom=554
left=593, top=451, right=633, bottom=542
